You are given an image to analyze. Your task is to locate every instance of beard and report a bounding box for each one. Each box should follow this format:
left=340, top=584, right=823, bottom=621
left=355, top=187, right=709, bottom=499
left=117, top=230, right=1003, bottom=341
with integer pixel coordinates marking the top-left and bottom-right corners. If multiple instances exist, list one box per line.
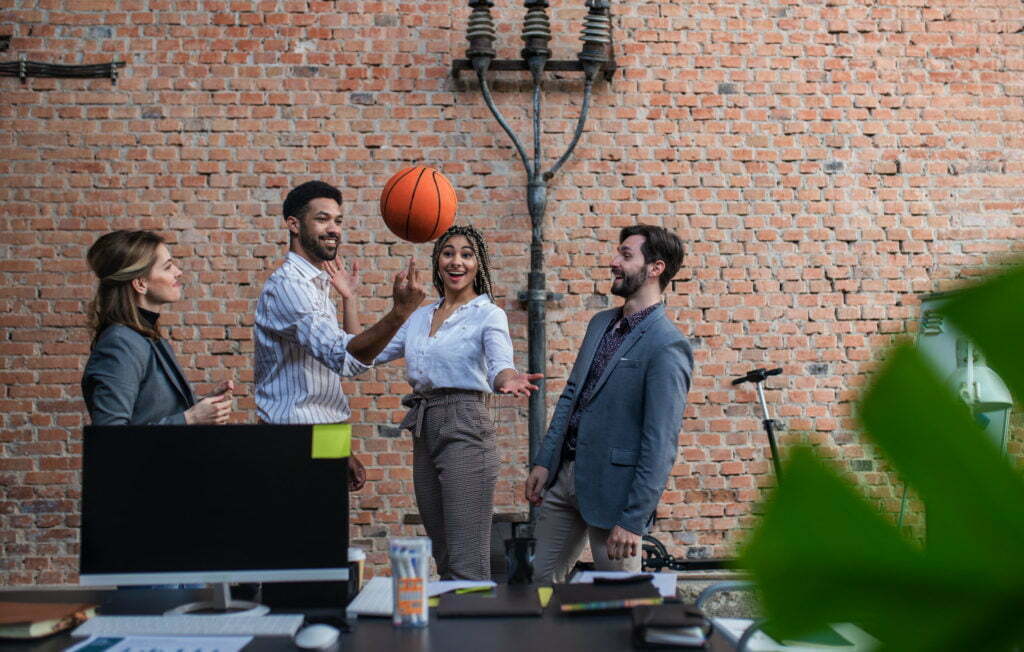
left=299, top=224, right=338, bottom=262
left=611, top=265, right=647, bottom=298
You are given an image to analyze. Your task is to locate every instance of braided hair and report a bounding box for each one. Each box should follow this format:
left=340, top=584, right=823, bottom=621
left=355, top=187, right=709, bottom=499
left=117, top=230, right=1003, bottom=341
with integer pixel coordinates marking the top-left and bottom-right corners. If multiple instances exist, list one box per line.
left=431, top=224, right=495, bottom=300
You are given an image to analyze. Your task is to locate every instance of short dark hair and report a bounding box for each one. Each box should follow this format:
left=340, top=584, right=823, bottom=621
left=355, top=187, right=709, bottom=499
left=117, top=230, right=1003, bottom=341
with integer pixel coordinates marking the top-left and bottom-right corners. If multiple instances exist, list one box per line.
left=283, top=181, right=342, bottom=221
left=619, top=224, right=684, bottom=291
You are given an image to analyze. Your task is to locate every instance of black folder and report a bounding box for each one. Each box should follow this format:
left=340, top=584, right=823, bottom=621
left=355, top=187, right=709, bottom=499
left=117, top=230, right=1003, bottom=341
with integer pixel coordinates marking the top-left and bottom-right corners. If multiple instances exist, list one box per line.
left=551, top=580, right=661, bottom=614
left=436, top=585, right=544, bottom=618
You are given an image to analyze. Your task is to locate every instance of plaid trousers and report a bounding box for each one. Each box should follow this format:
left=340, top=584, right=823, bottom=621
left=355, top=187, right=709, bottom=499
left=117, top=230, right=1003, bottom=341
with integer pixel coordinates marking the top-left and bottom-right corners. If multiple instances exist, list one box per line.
left=402, top=389, right=499, bottom=580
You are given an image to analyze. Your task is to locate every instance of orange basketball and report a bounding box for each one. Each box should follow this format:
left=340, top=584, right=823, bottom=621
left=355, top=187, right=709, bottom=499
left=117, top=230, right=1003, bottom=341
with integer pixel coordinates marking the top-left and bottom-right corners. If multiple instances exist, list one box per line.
left=379, top=166, right=458, bottom=243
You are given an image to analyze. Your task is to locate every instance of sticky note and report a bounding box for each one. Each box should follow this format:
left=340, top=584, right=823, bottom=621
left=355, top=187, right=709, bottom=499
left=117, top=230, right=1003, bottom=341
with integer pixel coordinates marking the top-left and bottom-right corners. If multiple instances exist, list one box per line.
left=537, top=586, right=553, bottom=608
left=312, top=423, right=351, bottom=458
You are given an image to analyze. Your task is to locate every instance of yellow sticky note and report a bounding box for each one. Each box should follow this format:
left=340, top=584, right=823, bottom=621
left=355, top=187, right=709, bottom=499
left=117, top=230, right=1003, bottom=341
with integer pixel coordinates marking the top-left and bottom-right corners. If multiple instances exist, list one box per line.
left=537, top=586, right=553, bottom=608
left=312, top=423, right=351, bottom=459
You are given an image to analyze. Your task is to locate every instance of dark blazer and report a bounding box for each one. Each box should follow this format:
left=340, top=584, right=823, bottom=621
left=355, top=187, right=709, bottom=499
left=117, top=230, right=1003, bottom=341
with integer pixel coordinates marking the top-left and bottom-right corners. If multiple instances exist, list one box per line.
left=82, top=324, right=195, bottom=425
left=534, top=304, right=693, bottom=535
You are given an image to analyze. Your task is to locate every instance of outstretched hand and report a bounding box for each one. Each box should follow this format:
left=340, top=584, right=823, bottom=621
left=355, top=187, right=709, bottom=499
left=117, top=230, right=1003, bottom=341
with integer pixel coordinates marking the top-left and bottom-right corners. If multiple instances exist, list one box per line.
left=324, top=258, right=360, bottom=300
left=497, top=371, right=542, bottom=398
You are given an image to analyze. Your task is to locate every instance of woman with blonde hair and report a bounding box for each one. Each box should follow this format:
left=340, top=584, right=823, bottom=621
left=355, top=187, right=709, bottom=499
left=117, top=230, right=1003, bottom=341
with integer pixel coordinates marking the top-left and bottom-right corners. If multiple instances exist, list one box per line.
left=82, top=230, right=232, bottom=425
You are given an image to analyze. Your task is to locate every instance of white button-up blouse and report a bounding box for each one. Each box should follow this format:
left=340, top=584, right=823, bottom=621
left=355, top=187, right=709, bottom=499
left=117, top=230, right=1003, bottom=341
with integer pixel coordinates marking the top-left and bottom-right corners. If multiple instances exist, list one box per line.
left=373, top=294, right=514, bottom=393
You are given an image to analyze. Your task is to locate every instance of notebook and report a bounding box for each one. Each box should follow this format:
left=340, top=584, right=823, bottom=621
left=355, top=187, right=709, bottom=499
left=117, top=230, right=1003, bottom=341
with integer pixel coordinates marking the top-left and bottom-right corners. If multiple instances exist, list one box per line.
left=0, top=602, right=98, bottom=639
left=436, top=585, right=543, bottom=617
left=551, top=580, right=662, bottom=613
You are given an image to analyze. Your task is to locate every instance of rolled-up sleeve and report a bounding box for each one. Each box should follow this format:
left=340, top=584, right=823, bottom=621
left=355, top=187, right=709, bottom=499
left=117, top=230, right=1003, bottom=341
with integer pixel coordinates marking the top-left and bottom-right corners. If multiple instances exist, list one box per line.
left=481, top=307, right=515, bottom=390
left=257, top=277, right=365, bottom=376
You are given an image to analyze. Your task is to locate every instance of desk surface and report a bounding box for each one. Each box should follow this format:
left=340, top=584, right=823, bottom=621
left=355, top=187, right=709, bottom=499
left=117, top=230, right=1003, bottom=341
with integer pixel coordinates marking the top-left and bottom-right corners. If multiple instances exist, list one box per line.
left=0, top=586, right=731, bottom=651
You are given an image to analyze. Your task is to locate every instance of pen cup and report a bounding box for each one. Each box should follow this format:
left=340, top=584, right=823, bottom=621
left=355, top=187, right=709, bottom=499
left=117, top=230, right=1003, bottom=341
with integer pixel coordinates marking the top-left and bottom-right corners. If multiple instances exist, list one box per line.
left=389, top=537, right=431, bottom=628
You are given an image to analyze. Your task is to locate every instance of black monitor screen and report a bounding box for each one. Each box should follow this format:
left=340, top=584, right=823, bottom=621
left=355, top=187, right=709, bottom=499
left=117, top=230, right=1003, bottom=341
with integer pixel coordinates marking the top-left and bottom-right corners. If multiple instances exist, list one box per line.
left=80, top=424, right=348, bottom=584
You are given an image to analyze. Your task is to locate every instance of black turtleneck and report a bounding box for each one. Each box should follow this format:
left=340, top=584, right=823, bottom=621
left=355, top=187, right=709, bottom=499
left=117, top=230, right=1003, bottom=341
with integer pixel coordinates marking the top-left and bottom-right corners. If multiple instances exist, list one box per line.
left=137, top=308, right=192, bottom=405
left=138, top=307, right=160, bottom=329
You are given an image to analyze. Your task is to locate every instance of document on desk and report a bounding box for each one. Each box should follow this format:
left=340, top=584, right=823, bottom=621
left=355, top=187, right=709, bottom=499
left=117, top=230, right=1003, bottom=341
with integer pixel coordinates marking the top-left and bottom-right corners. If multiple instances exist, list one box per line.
left=571, top=570, right=679, bottom=598
left=428, top=580, right=496, bottom=597
left=345, top=577, right=498, bottom=617
left=712, top=618, right=879, bottom=651
left=67, top=635, right=251, bottom=652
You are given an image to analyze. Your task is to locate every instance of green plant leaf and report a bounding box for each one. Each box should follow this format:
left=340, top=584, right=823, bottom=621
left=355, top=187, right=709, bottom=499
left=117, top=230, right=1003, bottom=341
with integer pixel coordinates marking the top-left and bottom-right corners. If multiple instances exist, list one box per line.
left=742, top=265, right=1024, bottom=650
left=742, top=447, right=1024, bottom=650
left=859, top=344, right=1024, bottom=570
left=940, top=265, right=1024, bottom=402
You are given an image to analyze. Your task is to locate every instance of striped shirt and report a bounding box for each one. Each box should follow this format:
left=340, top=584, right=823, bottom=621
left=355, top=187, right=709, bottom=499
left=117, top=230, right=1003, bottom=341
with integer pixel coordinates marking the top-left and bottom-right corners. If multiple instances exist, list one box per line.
left=254, top=252, right=368, bottom=424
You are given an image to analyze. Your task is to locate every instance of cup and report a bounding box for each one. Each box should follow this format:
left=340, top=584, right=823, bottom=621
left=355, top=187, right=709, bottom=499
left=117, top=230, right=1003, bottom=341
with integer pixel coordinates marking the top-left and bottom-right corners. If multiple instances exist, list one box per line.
left=388, top=537, right=431, bottom=627
left=347, top=547, right=366, bottom=593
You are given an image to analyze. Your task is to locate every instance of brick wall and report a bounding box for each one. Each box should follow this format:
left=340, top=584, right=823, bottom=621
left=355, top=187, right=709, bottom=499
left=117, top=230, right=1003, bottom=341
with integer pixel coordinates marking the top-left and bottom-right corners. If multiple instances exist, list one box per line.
left=1, top=0, right=1022, bottom=585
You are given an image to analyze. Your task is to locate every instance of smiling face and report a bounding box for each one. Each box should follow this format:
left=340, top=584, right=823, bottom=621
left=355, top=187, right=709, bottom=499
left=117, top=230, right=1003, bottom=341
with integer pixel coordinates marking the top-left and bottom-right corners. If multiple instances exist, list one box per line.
left=290, top=197, right=343, bottom=263
left=134, top=244, right=183, bottom=309
left=435, top=234, right=479, bottom=298
left=610, top=234, right=651, bottom=298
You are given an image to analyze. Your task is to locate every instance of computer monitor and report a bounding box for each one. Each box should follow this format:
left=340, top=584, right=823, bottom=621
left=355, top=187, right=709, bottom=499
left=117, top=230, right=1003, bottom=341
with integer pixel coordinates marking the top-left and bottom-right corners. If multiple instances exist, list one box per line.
left=80, top=424, right=349, bottom=613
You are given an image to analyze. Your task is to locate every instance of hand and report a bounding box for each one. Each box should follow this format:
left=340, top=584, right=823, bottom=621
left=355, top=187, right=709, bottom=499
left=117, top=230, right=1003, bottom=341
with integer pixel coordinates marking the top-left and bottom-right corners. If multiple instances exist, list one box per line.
left=605, top=525, right=640, bottom=560
left=324, top=258, right=360, bottom=300
left=204, top=380, right=234, bottom=400
left=184, top=393, right=231, bottom=425
left=524, top=465, right=549, bottom=506
left=392, top=258, right=426, bottom=317
left=497, top=371, right=543, bottom=398
left=348, top=455, right=367, bottom=492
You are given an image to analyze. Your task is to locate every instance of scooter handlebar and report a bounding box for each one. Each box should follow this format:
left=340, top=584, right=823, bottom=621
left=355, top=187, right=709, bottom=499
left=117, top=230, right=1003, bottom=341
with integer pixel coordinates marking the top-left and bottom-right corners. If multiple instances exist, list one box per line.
left=731, top=367, right=783, bottom=385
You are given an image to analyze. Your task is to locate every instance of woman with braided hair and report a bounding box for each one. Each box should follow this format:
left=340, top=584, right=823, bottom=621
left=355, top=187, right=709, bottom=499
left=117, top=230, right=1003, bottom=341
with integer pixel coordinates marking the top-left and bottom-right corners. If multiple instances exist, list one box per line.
left=82, top=230, right=233, bottom=426
left=372, top=224, right=540, bottom=580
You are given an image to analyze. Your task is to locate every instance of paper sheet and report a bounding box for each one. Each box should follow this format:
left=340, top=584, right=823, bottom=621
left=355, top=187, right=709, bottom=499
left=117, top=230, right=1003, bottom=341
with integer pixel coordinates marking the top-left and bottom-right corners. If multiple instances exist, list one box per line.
left=570, top=570, right=678, bottom=598
left=427, top=580, right=496, bottom=597
left=712, top=618, right=879, bottom=651
left=67, top=636, right=252, bottom=652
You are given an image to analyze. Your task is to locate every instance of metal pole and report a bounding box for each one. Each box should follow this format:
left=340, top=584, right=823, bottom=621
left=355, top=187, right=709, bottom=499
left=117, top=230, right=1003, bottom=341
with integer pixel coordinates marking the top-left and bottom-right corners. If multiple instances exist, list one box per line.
left=754, top=382, right=783, bottom=483
left=462, top=0, right=612, bottom=516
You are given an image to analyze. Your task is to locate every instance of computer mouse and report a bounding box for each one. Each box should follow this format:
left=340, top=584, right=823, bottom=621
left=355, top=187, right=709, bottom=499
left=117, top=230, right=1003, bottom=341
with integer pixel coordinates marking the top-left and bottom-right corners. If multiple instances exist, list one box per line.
left=294, top=623, right=340, bottom=650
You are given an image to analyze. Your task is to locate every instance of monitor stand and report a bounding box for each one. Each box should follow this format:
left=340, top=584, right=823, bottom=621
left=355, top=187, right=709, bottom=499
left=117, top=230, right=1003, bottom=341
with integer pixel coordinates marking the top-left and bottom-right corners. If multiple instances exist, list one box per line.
left=165, top=583, right=270, bottom=616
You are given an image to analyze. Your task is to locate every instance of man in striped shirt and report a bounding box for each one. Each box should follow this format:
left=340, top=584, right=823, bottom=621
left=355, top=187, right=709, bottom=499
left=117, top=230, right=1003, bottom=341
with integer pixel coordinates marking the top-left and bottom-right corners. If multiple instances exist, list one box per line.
left=255, top=180, right=426, bottom=490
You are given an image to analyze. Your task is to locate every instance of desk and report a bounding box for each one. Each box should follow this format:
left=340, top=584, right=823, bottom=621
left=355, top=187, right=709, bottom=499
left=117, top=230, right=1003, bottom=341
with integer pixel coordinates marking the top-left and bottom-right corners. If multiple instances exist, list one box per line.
left=0, top=586, right=731, bottom=651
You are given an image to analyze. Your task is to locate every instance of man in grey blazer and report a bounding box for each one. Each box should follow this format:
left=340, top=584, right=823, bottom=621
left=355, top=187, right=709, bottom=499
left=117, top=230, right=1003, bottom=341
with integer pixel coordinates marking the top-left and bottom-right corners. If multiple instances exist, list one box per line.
left=525, top=224, right=693, bottom=582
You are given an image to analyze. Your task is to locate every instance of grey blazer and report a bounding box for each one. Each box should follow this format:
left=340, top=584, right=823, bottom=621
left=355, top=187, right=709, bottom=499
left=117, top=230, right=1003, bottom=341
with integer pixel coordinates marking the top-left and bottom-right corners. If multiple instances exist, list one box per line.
left=534, top=304, right=693, bottom=535
left=82, top=324, right=195, bottom=425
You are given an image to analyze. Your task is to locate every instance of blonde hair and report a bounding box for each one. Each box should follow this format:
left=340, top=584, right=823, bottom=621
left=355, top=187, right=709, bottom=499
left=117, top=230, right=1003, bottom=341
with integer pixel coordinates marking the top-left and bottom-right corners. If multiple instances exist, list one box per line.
left=86, top=230, right=164, bottom=346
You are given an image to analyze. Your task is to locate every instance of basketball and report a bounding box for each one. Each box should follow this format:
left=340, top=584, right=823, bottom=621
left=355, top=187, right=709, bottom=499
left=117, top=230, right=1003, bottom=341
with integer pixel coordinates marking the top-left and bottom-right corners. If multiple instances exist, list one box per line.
left=379, top=166, right=458, bottom=243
